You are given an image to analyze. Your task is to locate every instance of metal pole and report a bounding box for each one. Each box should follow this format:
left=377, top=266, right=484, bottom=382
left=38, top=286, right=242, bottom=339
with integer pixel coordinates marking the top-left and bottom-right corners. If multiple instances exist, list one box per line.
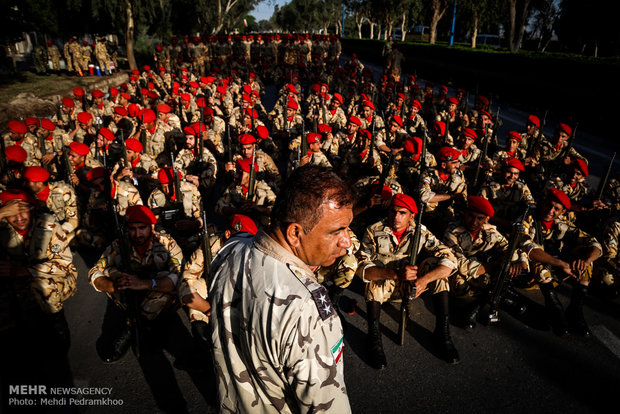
left=449, top=0, right=457, bottom=46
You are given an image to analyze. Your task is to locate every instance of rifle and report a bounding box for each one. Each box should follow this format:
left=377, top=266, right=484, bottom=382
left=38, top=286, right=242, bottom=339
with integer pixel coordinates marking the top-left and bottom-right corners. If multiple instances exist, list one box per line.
left=247, top=146, right=257, bottom=200
left=138, top=115, right=147, bottom=150
left=482, top=204, right=532, bottom=324
left=472, top=107, right=499, bottom=190
left=398, top=129, right=428, bottom=345
left=56, top=102, right=67, bottom=131
left=558, top=121, right=579, bottom=161
left=170, top=152, right=184, bottom=210
left=300, top=121, right=308, bottom=164
left=201, top=209, right=213, bottom=275
left=0, top=135, right=16, bottom=184
left=526, top=110, right=547, bottom=158
left=63, top=147, right=75, bottom=188
left=596, top=152, right=616, bottom=201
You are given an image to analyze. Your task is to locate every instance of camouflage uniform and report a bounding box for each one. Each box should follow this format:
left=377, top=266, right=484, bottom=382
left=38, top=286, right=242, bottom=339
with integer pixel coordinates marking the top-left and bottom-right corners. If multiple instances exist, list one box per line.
left=147, top=180, right=202, bottom=222
left=143, top=121, right=172, bottom=158
left=595, top=217, right=620, bottom=288
left=356, top=219, right=457, bottom=303
left=317, top=228, right=360, bottom=289
left=38, top=181, right=79, bottom=238
left=209, top=230, right=352, bottom=413
left=479, top=179, right=535, bottom=221
left=63, top=41, right=73, bottom=72
left=173, top=147, right=218, bottom=191
left=3, top=134, right=42, bottom=167
left=0, top=213, right=77, bottom=317
left=32, top=45, right=47, bottom=74
left=47, top=43, right=61, bottom=71
left=442, top=221, right=529, bottom=296
left=88, top=231, right=184, bottom=321
left=232, top=150, right=281, bottom=191
left=420, top=168, right=468, bottom=225
left=521, top=214, right=601, bottom=284
left=215, top=180, right=276, bottom=227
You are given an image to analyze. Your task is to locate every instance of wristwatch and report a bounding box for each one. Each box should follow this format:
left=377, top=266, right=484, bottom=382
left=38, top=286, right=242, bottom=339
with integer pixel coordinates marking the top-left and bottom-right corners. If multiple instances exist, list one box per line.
left=151, top=278, right=157, bottom=291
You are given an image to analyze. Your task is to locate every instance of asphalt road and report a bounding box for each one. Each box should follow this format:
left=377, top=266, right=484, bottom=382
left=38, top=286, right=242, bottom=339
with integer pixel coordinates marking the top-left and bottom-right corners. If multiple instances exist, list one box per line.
left=4, top=58, right=620, bottom=414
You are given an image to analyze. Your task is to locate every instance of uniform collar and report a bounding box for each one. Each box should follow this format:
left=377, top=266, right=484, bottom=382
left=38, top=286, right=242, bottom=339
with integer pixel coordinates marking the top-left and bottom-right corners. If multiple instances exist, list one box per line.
left=254, top=230, right=316, bottom=279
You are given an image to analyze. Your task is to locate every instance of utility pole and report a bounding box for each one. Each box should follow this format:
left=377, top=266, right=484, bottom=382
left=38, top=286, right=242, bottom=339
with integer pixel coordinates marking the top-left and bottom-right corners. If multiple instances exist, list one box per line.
left=449, top=0, right=457, bottom=46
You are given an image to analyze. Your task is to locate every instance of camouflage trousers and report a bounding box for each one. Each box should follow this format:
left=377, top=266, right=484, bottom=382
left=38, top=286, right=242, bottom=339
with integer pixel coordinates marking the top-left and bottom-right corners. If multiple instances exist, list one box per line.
left=316, top=252, right=358, bottom=289
left=31, top=271, right=78, bottom=314
left=363, top=258, right=450, bottom=303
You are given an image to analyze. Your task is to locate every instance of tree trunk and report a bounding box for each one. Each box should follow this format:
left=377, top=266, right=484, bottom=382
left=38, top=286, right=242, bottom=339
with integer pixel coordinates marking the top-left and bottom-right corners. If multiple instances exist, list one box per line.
left=370, top=21, right=375, bottom=39
left=471, top=14, right=479, bottom=48
left=508, top=0, right=531, bottom=52
left=429, top=0, right=448, bottom=45
left=124, top=0, right=137, bottom=70
left=377, top=23, right=382, bottom=40
left=401, top=11, right=407, bottom=42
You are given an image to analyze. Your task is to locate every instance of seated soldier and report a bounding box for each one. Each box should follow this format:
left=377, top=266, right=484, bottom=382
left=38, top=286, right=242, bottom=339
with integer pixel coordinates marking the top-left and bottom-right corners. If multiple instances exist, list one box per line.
left=2, top=145, right=28, bottom=190
left=356, top=194, right=459, bottom=368
left=442, top=196, right=531, bottom=328
left=520, top=189, right=602, bottom=337
left=593, top=214, right=620, bottom=298
left=396, top=136, right=437, bottom=194
left=227, top=133, right=280, bottom=192
left=215, top=158, right=275, bottom=228
left=479, top=158, right=535, bottom=233
left=174, top=125, right=218, bottom=194
left=340, top=129, right=382, bottom=181
left=491, top=131, right=526, bottom=173
left=0, top=190, right=77, bottom=354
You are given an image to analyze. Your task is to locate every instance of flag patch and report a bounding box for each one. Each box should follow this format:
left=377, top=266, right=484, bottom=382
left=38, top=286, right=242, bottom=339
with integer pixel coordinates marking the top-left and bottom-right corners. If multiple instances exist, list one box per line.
left=331, top=336, right=344, bottom=365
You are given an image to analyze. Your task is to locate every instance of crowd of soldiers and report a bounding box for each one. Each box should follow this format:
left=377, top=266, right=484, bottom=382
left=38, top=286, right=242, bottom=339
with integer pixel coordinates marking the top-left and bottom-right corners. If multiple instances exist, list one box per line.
left=31, top=35, right=118, bottom=76
left=2, top=32, right=619, bottom=411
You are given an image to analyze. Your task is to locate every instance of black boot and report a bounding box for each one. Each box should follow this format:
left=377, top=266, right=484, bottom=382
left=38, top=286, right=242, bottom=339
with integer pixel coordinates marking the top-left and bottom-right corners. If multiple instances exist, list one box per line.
left=539, top=282, right=568, bottom=336
left=566, top=284, right=591, bottom=337
left=366, top=301, right=387, bottom=370
left=432, top=292, right=460, bottom=364
left=45, top=309, right=71, bottom=354
left=500, top=286, right=527, bottom=315
left=464, top=301, right=481, bottom=330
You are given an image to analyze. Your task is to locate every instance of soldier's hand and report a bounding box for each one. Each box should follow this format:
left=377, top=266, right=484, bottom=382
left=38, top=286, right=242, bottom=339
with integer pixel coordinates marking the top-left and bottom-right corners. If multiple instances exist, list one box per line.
left=186, top=174, right=200, bottom=187
left=397, top=265, right=418, bottom=281
left=117, top=273, right=149, bottom=290
left=0, top=200, right=31, bottom=220
left=509, top=261, right=528, bottom=277
left=571, top=258, right=590, bottom=274
left=557, top=260, right=575, bottom=278
left=70, top=173, right=80, bottom=186
left=181, top=292, right=211, bottom=315
left=41, top=153, right=56, bottom=165
left=224, top=161, right=235, bottom=172
left=591, top=199, right=609, bottom=210
left=240, top=200, right=255, bottom=213
left=299, top=155, right=310, bottom=166
left=119, top=167, right=133, bottom=179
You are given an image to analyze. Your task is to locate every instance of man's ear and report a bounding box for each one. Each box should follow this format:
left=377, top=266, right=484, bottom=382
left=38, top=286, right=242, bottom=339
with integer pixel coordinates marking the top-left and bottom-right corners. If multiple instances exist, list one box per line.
left=285, top=222, right=304, bottom=248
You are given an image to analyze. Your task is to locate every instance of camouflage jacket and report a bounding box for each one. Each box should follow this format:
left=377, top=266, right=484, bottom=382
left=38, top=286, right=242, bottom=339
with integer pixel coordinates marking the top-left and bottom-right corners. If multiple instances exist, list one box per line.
left=88, top=231, right=184, bottom=320
left=420, top=168, right=468, bottom=213
left=521, top=214, right=601, bottom=255
left=544, top=174, right=590, bottom=204
left=39, top=181, right=79, bottom=235
left=599, top=217, right=620, bottom=273
left=148, top=180, right=202, bottom=221
left=357, top=219, right=456, bottom=275
left=0, top=213, right=77, bottom=315
left=531, top=138, right=587, bottom=168
left=173, top=147, right=218, bottom=188
left=479, top=180, right=535, bottom=220
left=214, top=180, right=276, bottom=221
left=3, top=134, right=42, bottom=167
left=209, top=230, right=351, bottom=414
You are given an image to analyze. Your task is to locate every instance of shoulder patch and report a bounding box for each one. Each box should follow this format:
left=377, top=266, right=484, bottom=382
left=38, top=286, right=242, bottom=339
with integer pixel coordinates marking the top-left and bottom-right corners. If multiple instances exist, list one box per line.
left=311, top=285, right=335, bottom=321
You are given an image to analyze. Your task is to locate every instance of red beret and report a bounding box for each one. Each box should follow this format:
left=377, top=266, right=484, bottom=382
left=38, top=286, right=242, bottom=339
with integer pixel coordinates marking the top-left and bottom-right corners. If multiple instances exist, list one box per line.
left=285, top=84, right=297, bottom=94
left=397, top=93, right=405, bottom=100
left=92, top=89, right=105, bottom=98
left=392, top=115, right=403, bottom=127
left=62, top=97, right=75, bottom=108
left=332, top=93, right=343, bottom=104
left=157, top=167, right=181, bottom=184
left=558, top=123, right=572, bottom=136
left=507, top=131, right=522, bottom=142
left=575, top=159, right=588, bottom=177
left=548, top=188, right=571, bottom=210
left=126, top=205, right=157, bottom=225
left=306, top=132, right=321, bottom=144
left=40, top=118, right=56, bottom=131
left=479, top=110, right=492, bottom=120
left=114, top=106, right=128, bottom=116
left=86, top=167, right=105, bottom=182
left=157, top=104, right=172, bottom=114
left=287, top=99, right=298, bottom=110
left=448, top=97, right=460, bottom=105
left=362, top=100, right=375, bottom=110
left=110, top=87, right=118, bottom=96
left=127, top=103, right=140, bottom=117
left=5, top=145, right=28, bottom=163
left=391, top=193, right=418, bottom=213
left=242, top=85, right=252, bottom=95
left=241, top=93, right=252, bottom=103
left=230, top=214, right=258, bottom=235
left=437, top=146, right=461, bottom=162
left=24, top=166, right=50, bottom=182
left=411, top=100, right=422, bottom=110
left=8, top=120, right=27, bottom=134
left=203, top=107, right=214, bottom=116
left=256, top=125, right=269, bottom=139
left=189, top=81, right=199, bottom=89
left=216, top=86, right=226, bottom=95
left=440, top=85, right=448, bottom=93
left=120, top=92, right=131, bottom=100
left=143, top=65, right=151, bottom=71
left=311, top=83, right=321, bottom=92
left=181, top=93, right=191, bottom=101
left=463, top=128, right=478, bottom=140
left=73, top=87, right=85, bottom=97
left=77, top=112, right=93, bottom=124
left=140, top=109, right=156, bottom=123
left=348, top=116, right=362, bottom=126
left=236, top=157, right=258, bottom=173
left=504, top=157, right=525, bottom=172
left=245, top=108, right=258, bottom=119
left=24, top=117, right=39, bottom=127
left=433, top=121, right=446, bottom=136
left=527, top=115, right=540, bottom=128
left=476, top=96, right=489, bottom=105
left=404, top=136, right=422, bottom=155
left=239, top=134, right=257, bottom=145
left=99, top=127, right=115, bottom=141
left=125, top=138, right=143, bottom=153
left=358, top=129, right=371, bottom=141
left=467, top=195, right=494, bottom=217
left=0, top=189, right=35, bottom=205
left=318, top=124, right=332, bottom=134
left=183, top=126, right=196, bottom=136
left=147, top=90, right=159, bottom=99
left=70, top=141, right=90, bottom=156
left=192, top=122, right=207, bottom=134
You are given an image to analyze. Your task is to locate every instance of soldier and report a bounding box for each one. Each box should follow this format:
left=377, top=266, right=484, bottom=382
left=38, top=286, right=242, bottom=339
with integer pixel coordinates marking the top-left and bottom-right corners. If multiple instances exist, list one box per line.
left=174, top=125, right=218, bottom=193
left=81, top=40, right=93, bottom=74
left=46, top=40, right=61, bottom=72
left=131, top=108, right=169, bottom=158
left=442, top=196, right=530, bottom=328
left=63, top=38, right=74, bottom=73
left=31, top=43, right=48, bottom=75
left=3, top=120, right=42, bottom=167
left=521, top=189, right=602, bottom=336
left=69, top=37, right=84, bottom=76
left=396, top=136, right=437, bottom=194
left=491, top=131, right=526, bottom=173
left=2, top=145, right=27, bottom=188
left=530, top=123, right=587, bottom=176
left=228, top=133, right=280, bottom=192
left=215, top=157, right=276, bottom=228
left=298, top=132, right=332, bottom=168
left=69, top=111, right=96, bottom=144
left=23, top=166, right=79, bottom=241
left=455, top=127, right=482, bottom=178
left=0, top=189, right=77, bottom=353
left=359, top=100, right=385, bottom=131
left=356, top=193, right=459, bottom=368
left=209, top=165, right=353, bottom=413
left=479, top=158, right=535, bottom=232
left=593, top=214, right=620, bottom=298
left=520, top=114, right=544, bottom=154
